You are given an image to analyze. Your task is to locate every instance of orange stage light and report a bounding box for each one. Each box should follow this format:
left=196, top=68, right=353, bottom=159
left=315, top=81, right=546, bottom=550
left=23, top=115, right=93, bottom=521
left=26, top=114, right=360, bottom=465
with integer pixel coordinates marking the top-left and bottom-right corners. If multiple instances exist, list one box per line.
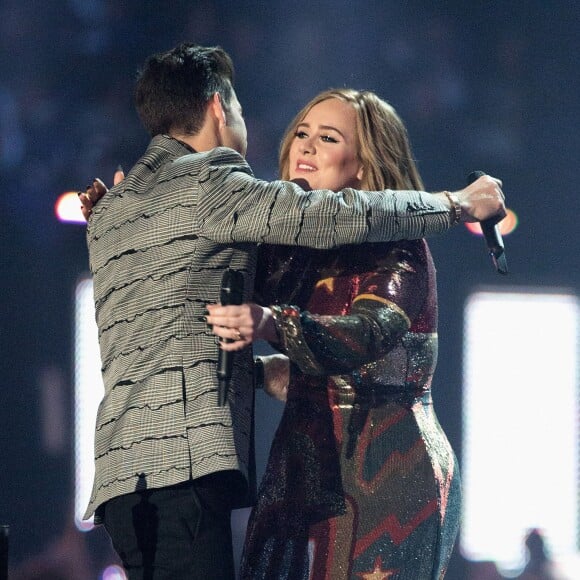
left=464, top=208, right=518, bottom=236
left=55, top=191, right=85, bottom=224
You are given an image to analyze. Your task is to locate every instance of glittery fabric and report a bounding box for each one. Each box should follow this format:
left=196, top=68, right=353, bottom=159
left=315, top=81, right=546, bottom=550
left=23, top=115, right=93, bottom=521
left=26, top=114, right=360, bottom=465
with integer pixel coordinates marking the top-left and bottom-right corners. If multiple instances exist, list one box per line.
left=241, top=240, right=461, bottom=580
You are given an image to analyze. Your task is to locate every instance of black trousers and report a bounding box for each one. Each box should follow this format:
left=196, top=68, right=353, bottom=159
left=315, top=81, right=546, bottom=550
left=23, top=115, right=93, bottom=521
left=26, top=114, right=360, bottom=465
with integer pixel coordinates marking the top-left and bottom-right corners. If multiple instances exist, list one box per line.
left=102, top=474, right=238, bottom=580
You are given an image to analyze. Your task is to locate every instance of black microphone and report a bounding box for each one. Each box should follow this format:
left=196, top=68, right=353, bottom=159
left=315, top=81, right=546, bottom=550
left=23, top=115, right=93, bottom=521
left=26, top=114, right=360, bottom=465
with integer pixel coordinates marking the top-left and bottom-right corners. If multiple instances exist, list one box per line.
left=217, top=269, right=245, bottom=406
left=467, top=171, right=508, bottom=275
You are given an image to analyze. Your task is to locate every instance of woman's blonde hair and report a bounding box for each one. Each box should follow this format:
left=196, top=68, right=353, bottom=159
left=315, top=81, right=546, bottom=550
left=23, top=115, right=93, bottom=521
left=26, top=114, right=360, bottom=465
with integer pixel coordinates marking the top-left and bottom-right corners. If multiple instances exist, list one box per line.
left=279, top=88, right=424, bottom=191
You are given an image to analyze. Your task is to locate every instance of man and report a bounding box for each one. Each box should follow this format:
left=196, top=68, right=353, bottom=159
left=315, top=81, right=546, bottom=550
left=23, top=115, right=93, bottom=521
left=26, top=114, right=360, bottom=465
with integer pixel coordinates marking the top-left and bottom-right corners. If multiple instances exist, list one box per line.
left=82, top=43, right=504, bottom=579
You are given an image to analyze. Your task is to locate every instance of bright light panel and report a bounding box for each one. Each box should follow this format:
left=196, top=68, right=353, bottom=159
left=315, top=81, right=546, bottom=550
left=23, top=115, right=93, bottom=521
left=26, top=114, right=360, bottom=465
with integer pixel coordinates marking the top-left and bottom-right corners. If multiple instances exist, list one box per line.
left=461, top=290, right=579, bottom=576
left=74, top=277, right=103, bottom=532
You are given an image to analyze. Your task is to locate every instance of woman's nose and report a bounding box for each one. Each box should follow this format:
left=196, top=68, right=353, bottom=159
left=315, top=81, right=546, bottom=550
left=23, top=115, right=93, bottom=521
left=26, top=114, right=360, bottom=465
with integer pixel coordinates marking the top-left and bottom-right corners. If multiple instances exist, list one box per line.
left=299, top=137, right=315, bottom=154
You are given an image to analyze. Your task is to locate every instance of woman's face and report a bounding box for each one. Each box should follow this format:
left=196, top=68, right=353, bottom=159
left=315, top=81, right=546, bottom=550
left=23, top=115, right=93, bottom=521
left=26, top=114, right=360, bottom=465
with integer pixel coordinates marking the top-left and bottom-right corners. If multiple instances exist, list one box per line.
left=288, top=98, right=364, bottom=191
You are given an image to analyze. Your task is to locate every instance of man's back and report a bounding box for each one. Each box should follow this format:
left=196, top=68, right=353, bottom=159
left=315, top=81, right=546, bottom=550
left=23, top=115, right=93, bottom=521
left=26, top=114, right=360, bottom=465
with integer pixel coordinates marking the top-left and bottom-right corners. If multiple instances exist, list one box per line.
left=85, top=135, right=257, bottom=520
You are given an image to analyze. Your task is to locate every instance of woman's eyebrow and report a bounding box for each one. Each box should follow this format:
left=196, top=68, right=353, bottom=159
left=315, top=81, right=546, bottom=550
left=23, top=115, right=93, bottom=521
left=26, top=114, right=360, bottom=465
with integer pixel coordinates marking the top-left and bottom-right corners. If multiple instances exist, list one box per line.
left=296, top=122, right=345, bottom=138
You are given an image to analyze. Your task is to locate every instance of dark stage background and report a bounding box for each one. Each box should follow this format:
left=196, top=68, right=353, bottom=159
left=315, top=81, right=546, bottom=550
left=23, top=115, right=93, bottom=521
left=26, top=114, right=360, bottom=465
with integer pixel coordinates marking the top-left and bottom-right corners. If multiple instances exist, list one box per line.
left=1, top=1, right=579, bottom=578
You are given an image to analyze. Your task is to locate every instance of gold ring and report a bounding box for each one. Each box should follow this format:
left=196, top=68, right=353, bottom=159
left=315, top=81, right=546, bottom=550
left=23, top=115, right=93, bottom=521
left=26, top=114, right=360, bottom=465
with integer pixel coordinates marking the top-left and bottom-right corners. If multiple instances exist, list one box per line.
left=234, top=329, right=242, bottom=341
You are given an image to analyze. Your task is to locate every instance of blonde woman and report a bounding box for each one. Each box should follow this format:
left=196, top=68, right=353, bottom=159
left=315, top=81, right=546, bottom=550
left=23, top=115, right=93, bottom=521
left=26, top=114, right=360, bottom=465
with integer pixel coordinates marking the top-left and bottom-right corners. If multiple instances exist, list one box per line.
left=208, top=89, right=461, bottom=579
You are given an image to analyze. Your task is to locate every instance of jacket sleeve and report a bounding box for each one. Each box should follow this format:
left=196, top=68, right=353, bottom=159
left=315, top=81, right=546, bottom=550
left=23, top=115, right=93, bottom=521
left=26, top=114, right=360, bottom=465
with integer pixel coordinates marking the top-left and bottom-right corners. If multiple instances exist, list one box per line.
left=269, top=242, right=429, bottom=375
left=196, top=148, right=451, bottom=248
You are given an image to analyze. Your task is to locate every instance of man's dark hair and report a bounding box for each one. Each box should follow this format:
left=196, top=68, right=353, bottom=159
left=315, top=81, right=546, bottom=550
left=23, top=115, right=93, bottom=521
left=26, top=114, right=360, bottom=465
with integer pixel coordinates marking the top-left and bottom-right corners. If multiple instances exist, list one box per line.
left=135, top=43, right=235, bottom=137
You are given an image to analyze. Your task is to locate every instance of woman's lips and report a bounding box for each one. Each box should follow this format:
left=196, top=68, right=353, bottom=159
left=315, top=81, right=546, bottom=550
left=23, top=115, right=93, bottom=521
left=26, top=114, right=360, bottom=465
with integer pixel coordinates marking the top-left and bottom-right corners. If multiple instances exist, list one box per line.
left=295, top=160, right=317, bottom=172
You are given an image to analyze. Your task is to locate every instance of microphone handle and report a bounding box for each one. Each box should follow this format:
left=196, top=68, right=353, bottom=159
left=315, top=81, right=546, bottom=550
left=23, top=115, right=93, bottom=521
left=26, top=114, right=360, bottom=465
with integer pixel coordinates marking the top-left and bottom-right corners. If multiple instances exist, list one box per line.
left=217, top=269, right=245, bottom=406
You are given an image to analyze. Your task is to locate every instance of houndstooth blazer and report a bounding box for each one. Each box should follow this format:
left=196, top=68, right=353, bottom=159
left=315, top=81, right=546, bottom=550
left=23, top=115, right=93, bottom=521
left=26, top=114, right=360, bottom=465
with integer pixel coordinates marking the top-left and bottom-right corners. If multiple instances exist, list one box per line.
left=84, top=134, right=451, bottom=520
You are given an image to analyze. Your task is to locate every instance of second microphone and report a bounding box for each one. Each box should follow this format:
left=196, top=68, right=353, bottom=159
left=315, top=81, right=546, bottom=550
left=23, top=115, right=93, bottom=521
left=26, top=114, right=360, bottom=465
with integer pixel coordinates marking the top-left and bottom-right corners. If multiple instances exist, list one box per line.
left=217, top=269, right=245, bottom=406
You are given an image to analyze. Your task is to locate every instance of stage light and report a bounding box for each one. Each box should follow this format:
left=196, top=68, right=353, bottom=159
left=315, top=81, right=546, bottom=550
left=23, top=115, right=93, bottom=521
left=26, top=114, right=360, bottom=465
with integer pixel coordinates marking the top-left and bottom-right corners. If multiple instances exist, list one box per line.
left=55, top=191, right=85, bottom=224
left=461, top=289, right=579, bottom=577
left=101, top=564, right=126, bottom=580
left=464, top=208, right=518, bottom=236
left=73, top=277, right=103, bottom=532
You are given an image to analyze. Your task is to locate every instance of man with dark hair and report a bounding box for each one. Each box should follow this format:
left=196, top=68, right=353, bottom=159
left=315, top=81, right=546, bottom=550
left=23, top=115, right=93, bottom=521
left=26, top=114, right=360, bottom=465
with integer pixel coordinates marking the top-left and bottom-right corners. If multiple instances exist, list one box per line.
left=134, top=44, right=236, bottom=137
left=82, top=43, right=505, bottom=579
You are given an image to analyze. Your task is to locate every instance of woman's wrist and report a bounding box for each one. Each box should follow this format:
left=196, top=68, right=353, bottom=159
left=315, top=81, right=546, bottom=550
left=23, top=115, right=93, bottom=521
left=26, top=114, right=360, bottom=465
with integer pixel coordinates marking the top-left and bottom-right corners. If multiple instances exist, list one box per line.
left=256, top=306, right=278, bottom=343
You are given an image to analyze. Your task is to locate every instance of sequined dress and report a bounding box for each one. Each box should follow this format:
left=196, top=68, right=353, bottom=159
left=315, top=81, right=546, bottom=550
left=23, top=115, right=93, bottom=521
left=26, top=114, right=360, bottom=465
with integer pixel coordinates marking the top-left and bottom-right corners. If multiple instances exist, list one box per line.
left=240, top=240, right=461, bottom=580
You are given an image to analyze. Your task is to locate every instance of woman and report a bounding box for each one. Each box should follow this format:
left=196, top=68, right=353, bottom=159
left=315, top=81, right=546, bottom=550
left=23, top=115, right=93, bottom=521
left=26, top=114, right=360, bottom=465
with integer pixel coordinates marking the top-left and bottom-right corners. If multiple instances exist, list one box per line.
left=207, top=89, right=461, bottom=579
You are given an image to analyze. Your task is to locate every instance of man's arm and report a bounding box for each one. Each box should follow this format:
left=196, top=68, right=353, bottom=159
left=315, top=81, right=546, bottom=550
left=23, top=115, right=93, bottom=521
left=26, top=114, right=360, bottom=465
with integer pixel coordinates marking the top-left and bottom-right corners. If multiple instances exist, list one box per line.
left=195, top=148, right=505, bottom=249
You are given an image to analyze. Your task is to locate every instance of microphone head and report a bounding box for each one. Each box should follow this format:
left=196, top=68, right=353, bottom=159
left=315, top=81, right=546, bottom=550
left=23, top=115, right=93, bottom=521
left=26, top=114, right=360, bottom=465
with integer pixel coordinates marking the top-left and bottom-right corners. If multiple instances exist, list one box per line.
left=467, top=170, right=485, bottom=184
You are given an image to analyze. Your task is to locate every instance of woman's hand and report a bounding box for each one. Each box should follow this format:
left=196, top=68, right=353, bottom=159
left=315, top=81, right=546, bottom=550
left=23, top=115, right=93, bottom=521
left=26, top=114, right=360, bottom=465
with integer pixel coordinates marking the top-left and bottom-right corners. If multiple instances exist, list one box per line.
left=261, top=354, right=290, bottom=402
left=80, top=167, right=125, bottom=220
left=206, top=303, right=277, bottom=351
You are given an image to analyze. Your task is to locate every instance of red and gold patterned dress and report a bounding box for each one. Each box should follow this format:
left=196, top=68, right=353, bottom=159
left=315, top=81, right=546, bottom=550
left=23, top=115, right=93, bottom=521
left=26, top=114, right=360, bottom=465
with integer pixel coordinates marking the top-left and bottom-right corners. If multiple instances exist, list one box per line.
left=241, top=240, right=461, bottom=580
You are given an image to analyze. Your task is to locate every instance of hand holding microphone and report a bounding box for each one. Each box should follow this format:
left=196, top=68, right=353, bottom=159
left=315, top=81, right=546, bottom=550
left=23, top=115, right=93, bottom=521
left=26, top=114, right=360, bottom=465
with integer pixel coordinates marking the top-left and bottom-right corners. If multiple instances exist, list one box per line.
left=467, top=170, right=509, bottom=275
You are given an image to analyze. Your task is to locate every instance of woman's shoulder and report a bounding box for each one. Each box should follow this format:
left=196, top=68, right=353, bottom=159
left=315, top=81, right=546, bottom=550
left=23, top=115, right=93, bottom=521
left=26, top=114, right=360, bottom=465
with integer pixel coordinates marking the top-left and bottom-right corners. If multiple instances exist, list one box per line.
left=326, top=240, right=432, bottom=279
left=370, top=238, right=429, bottom=252
left=348, top=239, right=430, bottom=263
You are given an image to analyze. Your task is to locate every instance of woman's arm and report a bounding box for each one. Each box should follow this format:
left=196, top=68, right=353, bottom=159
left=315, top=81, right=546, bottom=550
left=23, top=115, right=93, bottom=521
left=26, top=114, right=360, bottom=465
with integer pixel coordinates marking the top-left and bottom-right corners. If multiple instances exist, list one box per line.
left=272, top=243, right=430, bottom=376
left=208, top=241, right=431, bottom=376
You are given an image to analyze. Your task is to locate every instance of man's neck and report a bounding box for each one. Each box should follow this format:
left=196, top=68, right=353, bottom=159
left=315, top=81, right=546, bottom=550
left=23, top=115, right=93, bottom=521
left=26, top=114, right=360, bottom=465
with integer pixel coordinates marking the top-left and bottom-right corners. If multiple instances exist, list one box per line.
left=169, top=131, right=217, bottom=153
left=170, top=110, right=222, bottom=152
left=166, top=135, right=195, bottom=153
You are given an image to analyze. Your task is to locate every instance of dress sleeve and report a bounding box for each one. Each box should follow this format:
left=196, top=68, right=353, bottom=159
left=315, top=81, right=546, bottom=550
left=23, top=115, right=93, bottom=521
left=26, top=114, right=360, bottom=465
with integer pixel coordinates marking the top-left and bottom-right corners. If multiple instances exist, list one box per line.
left=197, top=148, right=451, bottom=248
left=270, top=242, right=429, bottom=375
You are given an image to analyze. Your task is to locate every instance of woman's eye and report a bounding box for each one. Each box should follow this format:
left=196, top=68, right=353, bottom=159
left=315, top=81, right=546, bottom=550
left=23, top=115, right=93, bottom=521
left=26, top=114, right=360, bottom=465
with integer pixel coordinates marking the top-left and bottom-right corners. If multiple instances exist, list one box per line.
left=295, top=131, right=308, bottom=139
left=321, top=135, right=338, bottom=143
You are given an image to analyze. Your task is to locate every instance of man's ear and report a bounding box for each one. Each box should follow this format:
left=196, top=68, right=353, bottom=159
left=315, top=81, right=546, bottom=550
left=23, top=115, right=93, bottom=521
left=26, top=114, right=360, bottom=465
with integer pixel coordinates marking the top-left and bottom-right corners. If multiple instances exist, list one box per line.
left=209, top=92, right=227, bottom=128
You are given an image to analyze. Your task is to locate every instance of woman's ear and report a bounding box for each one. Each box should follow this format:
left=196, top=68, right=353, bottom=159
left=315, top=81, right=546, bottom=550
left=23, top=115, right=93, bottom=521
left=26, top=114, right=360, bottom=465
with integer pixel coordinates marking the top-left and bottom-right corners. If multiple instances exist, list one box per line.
left=356, top=164, right=364, bottom=182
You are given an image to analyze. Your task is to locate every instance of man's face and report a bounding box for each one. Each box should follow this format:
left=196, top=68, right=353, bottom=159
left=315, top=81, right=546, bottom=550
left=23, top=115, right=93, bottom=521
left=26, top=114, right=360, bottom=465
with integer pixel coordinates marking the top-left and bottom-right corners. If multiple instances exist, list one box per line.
left=222, top=90, right=247, bottom=156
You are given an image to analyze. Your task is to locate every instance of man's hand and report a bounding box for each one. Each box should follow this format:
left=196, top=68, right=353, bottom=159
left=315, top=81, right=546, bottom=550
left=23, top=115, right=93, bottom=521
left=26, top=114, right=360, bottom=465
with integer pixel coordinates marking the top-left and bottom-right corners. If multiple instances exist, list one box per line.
left=435, top=174, right=506, bottom=224
left=80, top=167, right=125, bottom=221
